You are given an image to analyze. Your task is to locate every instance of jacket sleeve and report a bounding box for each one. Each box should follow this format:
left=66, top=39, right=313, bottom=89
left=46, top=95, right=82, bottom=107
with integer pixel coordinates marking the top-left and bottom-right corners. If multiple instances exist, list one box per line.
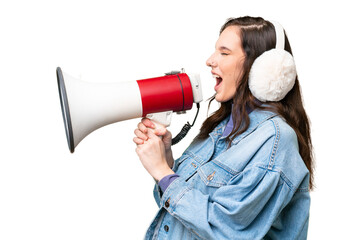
left=159, top=165, right=290, bottom=240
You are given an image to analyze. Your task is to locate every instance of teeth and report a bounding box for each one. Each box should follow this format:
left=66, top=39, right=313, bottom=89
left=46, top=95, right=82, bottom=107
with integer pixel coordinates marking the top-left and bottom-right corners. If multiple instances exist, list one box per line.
left=212, top=74, right=221, bottom=79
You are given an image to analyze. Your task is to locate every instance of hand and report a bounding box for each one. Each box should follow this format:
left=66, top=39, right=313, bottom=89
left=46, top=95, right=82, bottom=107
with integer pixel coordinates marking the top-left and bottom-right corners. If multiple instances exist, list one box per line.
left=133, top=118, right=174, bottom=168
left=133, top=118, right=174, bottom=181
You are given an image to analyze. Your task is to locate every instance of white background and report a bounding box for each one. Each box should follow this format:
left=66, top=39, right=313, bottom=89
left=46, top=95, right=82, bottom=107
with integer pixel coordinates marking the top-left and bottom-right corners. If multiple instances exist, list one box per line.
left=1, top=0, right=359, bottom=239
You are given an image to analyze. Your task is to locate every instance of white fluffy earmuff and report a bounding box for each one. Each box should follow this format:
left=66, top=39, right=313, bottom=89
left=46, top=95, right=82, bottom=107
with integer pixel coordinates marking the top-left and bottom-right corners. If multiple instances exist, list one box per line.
left=248, top=21, right=296, bottom=102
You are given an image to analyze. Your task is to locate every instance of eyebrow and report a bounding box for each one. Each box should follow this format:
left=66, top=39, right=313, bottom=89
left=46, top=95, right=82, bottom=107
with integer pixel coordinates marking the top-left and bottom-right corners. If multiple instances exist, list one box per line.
left=218, top=46, right=232, bottom=52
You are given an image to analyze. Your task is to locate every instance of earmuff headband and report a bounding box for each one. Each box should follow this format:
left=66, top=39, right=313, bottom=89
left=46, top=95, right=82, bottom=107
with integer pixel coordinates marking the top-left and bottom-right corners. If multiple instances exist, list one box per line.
left=270, top=21, right=285, bottom=50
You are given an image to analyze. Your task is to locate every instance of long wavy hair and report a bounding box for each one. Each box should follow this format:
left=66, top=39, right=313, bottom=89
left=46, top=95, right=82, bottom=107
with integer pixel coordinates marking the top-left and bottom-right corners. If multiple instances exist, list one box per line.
left=196, top=16, right=315, bottom=190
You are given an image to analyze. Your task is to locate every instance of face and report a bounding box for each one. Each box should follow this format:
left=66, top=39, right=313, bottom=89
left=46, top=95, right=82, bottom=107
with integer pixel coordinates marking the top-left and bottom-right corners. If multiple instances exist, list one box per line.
left=206, top=25, right=246, bottom=102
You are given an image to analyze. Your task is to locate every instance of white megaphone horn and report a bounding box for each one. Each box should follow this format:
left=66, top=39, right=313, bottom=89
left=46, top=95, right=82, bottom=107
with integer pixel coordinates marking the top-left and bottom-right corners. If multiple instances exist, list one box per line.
left=56, top=67, right=203, bottom=153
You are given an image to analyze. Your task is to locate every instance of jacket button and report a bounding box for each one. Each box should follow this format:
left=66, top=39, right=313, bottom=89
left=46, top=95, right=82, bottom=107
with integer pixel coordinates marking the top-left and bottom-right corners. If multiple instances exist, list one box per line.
left=165, top=198, right=171, bottom=208
left=164, top=225, right=169, bottom=232
left=207, top=171, right=215, bottom=181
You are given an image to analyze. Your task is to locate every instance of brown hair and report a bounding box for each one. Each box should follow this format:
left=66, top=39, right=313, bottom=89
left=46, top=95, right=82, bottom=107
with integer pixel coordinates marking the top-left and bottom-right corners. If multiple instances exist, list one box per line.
left=197, top=16, right=315, bottom=190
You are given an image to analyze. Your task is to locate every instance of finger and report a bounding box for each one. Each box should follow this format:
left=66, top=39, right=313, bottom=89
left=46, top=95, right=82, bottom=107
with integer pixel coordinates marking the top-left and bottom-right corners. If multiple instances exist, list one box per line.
left=134, top=129, right=149, bottom=140
left=146, top=129, right=158, bottom=139
left=133, top=137, right=144, bottom=145
left=141, top=118, right=156, bottom=128
left=137, top=122, right=148, bottom=133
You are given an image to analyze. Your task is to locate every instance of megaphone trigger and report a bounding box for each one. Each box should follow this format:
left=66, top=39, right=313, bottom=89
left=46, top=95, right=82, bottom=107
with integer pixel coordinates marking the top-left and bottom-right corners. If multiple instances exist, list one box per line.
left=145, top=111, right=173, bottom=140
left=146, top=111, right=172, bottom=127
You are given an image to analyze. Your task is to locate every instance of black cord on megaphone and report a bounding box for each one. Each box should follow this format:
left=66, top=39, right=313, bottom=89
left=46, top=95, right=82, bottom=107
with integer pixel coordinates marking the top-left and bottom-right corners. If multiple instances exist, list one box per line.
left=171, top=103, right=200, bottom=145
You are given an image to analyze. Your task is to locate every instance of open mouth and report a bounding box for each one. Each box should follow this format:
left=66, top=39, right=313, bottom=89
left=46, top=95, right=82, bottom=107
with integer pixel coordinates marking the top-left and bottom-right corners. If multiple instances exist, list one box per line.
left=213, top=74, right=223, bottom=91
left=216, top=77, right=223, bottom=86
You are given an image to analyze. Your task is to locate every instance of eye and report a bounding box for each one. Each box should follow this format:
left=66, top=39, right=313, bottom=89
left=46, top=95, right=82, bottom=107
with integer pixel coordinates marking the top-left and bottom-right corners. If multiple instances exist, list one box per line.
left=221, top=52, right=229, bottom=56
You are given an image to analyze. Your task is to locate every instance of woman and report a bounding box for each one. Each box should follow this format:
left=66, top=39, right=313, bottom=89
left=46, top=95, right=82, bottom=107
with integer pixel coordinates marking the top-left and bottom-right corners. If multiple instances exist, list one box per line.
left=134, top=16, right=314, bottom=240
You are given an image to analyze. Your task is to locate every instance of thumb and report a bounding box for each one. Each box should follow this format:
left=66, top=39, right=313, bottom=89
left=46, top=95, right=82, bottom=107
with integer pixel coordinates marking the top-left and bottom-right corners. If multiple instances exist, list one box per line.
left=155, top=127, right=172, bottom=141
left=162, top=129, right=172, bottom=142
left=154, top=126, right=167, bottom=136
left=161, top=129, right=172, bottom=150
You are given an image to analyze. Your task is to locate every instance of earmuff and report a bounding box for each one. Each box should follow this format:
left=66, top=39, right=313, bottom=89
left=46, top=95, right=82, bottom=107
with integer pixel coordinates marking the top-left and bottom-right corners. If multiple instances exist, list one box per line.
left=248, top=21, right=297, bottom=102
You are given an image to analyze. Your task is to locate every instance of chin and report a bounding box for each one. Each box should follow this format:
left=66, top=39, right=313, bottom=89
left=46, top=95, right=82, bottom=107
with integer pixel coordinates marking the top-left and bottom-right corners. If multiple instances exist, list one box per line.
left=215, top=95, right=226, bottom=103
left=215, top=94, right=222, bottom=102
left=215, top=93, right=232, bottom=103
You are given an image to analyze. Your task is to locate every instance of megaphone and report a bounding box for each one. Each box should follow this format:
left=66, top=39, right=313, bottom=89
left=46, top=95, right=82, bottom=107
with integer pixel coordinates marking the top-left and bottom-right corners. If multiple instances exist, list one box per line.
left=56, top=67, right=202, bottom=153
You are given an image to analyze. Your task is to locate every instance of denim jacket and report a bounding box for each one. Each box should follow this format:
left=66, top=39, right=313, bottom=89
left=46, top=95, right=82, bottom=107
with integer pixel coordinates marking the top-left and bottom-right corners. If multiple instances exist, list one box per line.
left=145, top=110, right=310, bottom=240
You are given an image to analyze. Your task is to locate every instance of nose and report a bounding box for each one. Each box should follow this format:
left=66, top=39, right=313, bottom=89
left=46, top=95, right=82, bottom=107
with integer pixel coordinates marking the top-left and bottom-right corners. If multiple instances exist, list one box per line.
left=206, top=53, right=216, bottom=68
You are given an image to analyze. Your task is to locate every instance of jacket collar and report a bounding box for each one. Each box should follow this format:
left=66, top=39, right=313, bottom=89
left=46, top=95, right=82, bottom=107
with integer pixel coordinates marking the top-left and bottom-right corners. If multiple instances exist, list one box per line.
left=232, top=109, right=277, bottom=145
left=209, top=109, right=277, bottom=145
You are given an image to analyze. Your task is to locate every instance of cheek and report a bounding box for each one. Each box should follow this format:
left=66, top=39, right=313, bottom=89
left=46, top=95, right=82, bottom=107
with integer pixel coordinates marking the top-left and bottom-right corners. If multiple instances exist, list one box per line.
left=226, top=62, right=243, bottom=88
left=221, top=58, right=241, bottom=76
left=223, top=65, right=240, bottom=89
left=219, top=57, right=244, bottom=99
left=220, top=78, right=237, bottom=101
left=224, top=71, right=239, bottom=99
left=227, top=81, right=238, bottom=97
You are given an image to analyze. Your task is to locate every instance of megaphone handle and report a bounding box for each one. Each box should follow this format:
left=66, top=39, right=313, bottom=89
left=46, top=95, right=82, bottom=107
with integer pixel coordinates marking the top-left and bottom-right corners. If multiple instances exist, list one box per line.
left=145, top=111, right=173, bottom=139
left=146, top=111, right=172, bottom=127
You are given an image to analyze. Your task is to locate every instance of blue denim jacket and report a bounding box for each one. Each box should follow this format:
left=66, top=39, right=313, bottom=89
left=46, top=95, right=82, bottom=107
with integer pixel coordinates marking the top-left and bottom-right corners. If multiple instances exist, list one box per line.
left=145, top=110, right=310, bottom=240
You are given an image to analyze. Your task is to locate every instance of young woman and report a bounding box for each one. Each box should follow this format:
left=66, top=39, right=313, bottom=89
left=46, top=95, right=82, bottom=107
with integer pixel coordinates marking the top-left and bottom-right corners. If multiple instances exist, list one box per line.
left=133, top=16, right=314, bottom=240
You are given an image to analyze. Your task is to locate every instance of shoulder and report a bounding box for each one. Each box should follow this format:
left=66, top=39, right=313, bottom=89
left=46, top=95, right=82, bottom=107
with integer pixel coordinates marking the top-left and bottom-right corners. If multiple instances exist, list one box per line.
left=261, top=115, right=299, bottom=155
left=264, top=116, right=309, bottom=192
left=241, top=109, right=299, bottom=155
left=234, top=110, right=309, bottom=191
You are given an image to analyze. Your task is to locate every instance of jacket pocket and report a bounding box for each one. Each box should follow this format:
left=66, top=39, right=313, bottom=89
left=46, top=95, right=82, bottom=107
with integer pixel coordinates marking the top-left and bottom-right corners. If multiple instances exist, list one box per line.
left=198, top=160, right=235, bottom=188
left=174, top=154, right=200, bottom=182
left=173, top=154, right=190, bottom=172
